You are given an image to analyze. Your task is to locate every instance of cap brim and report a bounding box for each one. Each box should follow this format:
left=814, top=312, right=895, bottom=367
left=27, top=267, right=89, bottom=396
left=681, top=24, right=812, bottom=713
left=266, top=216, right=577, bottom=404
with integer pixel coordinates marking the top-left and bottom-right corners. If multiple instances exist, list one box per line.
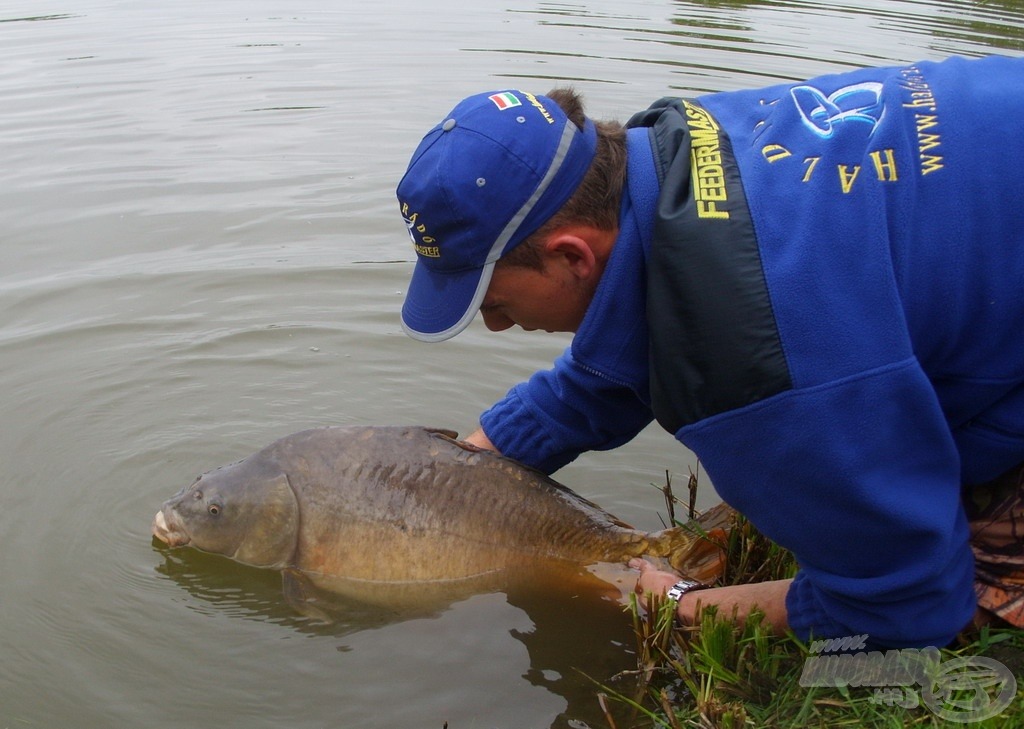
left=401, top=259, right=495, bottom=342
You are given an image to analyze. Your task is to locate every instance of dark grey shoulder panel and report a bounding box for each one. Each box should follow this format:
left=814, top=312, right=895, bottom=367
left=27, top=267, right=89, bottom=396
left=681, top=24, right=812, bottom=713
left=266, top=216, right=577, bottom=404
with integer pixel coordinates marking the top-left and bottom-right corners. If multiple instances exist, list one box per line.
left=631, top=99, right=792, bottom=433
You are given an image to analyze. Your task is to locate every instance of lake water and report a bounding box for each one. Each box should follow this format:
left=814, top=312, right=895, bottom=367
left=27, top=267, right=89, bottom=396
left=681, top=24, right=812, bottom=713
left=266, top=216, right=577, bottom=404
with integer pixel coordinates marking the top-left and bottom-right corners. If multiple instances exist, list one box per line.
left=2, top=1, right=1021, bottom=727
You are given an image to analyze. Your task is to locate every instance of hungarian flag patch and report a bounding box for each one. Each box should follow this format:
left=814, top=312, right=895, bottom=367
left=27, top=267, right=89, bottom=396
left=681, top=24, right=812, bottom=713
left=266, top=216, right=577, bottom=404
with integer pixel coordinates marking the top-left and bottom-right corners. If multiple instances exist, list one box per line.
left=488, top=91, right=522, bottom=110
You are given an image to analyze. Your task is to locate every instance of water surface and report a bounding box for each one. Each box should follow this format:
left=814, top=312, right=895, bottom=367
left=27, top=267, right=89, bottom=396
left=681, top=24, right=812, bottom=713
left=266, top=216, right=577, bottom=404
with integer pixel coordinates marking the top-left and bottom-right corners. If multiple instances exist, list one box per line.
left=1, top=1, right=1021, bottom=727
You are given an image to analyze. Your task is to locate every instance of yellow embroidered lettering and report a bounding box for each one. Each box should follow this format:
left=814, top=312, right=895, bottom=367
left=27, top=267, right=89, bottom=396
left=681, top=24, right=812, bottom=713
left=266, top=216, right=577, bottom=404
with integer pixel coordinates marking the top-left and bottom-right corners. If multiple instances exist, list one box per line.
left=921, top=155, right=944, bottom=175
left=802, top=156, right=821, bottom=182
left=918, top=133, right=941, bottom=153
left=696, top=201, right=729, bottom=219
left=869, top=149, right=898, bottom=182
left=762, top=144, right=792, bottom=163
left=521, top=92, right=555, bottom=124
left=684, top=102, right=731, bottom=220
left=838, top=165, right=861, bottom=193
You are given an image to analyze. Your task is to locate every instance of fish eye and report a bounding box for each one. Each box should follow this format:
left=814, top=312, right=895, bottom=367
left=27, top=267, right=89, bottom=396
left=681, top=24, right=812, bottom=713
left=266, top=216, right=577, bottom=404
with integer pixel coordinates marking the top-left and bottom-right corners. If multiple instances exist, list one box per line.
left=208, top=504, right=221, bottom=516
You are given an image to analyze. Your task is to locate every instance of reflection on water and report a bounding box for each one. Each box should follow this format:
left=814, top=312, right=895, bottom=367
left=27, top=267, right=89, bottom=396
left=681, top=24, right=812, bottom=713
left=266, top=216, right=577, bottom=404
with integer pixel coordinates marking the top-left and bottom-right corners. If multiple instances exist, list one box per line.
left=153, top=539, right=641, bottom=728
left=1, top=0, right=1021, bottom=727
left=153, top=543, right=392, bottom=634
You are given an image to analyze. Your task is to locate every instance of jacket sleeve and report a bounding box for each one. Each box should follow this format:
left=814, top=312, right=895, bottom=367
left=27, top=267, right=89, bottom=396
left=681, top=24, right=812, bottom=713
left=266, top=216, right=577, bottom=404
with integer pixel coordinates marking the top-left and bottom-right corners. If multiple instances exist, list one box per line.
left=680, top=357, right=976, bottom=648
left=479, top=346, right=653, bottom=474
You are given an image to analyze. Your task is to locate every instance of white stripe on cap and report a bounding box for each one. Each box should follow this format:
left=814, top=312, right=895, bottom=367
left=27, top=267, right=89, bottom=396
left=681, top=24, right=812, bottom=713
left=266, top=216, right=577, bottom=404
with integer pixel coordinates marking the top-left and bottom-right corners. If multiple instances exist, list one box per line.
left=400, top=262, right=498, bottom=343
left=485, top=119, right=579, bottom=264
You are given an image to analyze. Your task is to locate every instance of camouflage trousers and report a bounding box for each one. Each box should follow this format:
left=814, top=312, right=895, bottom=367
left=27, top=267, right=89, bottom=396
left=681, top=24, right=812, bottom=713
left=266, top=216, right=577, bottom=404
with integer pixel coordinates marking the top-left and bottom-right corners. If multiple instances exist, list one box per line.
left=966, top=461, right=1024, bottom=627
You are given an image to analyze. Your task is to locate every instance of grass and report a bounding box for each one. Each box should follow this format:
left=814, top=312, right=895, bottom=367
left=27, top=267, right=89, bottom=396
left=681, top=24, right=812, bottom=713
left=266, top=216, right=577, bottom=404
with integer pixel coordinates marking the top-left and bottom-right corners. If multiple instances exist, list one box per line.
left=595, top=473, right=1024, bottom=728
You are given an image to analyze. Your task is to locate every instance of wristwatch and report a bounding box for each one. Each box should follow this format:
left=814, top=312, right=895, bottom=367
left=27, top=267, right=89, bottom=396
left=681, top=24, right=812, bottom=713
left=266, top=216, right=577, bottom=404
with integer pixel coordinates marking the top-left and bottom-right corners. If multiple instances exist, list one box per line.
left=665, top=578, right=710, bottom=602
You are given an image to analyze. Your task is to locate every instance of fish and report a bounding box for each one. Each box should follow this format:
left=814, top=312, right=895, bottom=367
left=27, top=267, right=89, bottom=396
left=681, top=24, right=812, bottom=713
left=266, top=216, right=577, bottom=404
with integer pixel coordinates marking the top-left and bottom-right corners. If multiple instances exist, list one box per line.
left=152, top=425, right=733, bottom=608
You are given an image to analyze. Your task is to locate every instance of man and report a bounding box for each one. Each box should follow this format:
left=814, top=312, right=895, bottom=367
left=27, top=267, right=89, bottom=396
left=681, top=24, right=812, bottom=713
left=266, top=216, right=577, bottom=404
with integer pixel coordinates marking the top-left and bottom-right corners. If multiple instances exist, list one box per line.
left=395, top=55, right=1024, bottom=649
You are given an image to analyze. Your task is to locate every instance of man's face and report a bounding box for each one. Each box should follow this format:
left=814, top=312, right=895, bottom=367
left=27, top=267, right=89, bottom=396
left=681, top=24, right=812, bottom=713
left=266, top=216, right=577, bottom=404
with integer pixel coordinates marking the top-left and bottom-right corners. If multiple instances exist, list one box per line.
left=479, top=260, right=594, bottom=334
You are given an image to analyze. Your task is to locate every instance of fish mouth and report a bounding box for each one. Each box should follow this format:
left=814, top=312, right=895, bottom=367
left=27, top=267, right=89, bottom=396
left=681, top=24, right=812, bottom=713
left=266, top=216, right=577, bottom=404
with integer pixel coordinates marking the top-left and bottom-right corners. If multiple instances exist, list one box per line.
left=151, top=509, right=191, bottom=548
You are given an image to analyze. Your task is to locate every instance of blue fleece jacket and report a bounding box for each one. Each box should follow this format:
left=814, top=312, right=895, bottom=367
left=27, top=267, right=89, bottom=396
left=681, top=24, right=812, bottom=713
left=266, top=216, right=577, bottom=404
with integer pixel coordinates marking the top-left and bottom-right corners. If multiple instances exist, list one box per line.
left=479, top=55, right=1024, bottom=648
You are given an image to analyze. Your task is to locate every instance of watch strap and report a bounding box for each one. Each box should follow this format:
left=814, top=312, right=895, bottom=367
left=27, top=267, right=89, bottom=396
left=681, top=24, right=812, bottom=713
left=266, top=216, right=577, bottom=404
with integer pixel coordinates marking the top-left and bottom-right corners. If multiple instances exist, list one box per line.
left=665, top=578, right=710, bottom=602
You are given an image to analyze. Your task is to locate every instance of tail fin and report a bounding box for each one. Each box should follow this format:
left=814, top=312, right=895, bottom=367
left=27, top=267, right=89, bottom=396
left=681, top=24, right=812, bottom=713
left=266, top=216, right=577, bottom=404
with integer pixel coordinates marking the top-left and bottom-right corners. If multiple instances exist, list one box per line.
left=652, top=502, right=736, bottom=583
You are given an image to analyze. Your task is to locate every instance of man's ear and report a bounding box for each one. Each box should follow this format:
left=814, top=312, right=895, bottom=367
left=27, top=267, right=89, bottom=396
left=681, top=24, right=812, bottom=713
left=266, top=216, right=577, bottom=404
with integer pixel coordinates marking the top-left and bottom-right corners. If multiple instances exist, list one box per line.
left=542, top=232, right=598, bottom=280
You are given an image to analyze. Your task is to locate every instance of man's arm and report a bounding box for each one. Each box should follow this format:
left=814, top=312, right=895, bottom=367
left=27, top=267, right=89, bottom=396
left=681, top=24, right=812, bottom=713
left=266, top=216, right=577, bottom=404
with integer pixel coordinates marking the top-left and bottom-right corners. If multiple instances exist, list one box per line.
left=678, top=360, right=977, bottom=647
left=631, top=558, right=791, bottom=632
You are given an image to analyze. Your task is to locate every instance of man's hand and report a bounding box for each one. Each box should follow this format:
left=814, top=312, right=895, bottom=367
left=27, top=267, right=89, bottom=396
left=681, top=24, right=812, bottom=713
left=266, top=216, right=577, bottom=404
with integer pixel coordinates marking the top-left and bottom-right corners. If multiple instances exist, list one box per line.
left=463, top=427, right=500, bottom=453
left=630, top=557, right=686, bottom=599
left=629, top=557, right=792, bottom=631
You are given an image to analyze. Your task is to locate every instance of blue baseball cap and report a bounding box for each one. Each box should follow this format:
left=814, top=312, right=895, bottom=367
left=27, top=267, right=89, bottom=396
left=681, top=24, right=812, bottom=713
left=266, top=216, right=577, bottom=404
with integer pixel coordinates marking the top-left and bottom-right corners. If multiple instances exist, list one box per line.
left=397, top=89, right=597, bottom=342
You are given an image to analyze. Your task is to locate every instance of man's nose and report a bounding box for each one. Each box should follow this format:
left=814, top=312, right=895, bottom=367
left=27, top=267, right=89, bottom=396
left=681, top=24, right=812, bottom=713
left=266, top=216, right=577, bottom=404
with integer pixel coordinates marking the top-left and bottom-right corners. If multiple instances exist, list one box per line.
left=481, top=308, right=515, bottom=332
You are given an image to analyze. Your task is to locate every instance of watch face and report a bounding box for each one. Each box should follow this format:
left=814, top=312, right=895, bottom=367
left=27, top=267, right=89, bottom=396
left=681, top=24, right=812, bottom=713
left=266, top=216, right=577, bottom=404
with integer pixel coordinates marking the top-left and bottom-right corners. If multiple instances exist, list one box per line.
left=667, top=579, right=704, bottom=601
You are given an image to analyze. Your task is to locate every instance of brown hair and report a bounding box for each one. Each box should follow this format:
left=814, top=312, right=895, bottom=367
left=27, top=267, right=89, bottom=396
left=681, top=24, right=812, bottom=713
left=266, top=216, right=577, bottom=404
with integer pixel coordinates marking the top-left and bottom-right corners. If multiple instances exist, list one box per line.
left=501, top=87, right=627, bottom=270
